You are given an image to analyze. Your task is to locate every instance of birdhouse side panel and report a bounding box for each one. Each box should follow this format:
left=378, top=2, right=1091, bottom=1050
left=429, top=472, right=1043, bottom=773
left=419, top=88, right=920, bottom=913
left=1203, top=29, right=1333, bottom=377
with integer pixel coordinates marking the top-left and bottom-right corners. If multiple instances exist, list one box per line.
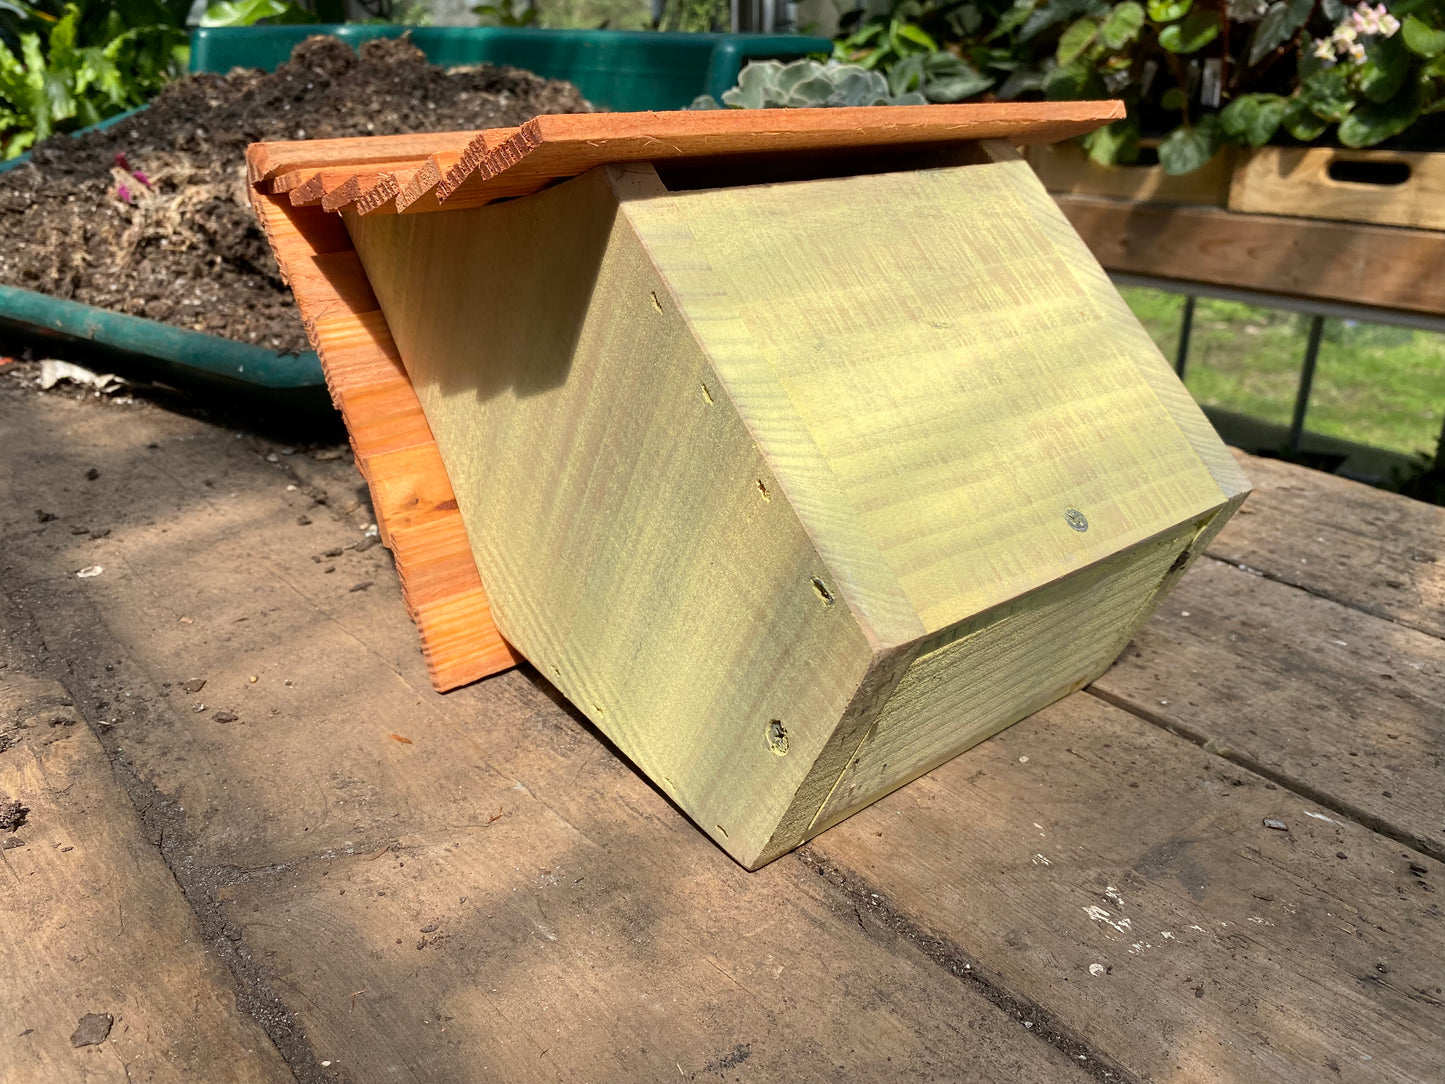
left=664, top=163, right=1234, bottom=636
left=345, top=168, right=877, bottom=868
left=806, top=513, right=1209, bottom=837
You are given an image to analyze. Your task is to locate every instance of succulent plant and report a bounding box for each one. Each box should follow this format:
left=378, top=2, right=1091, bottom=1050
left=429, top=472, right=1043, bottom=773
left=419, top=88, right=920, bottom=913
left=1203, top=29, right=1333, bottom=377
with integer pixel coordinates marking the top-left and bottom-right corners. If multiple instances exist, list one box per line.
left=691, top=59, right=928, bottom=110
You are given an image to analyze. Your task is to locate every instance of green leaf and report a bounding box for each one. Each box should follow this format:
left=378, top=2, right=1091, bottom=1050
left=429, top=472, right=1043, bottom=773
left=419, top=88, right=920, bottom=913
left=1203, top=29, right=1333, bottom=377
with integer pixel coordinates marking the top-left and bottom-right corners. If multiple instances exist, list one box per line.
left=1044, top=58, right=1104, bottom=98
left=1082, top=117, right=1138, bottom=164
left=1099, top=1, right=1145, bottom=48
left=1161, top=85, right=1188, bottom=110
left=921, top=53, right=994, bottom=101
left=894, top=21, right=939, bottom=52
left=1281, top=96, right=1329, bottom=139
left=1220, top=92, right=1285, bottom=145
left=1247, top=0, right=1312, bottom=66
left=722, top=61, right=781, bottom=109
left=1146, top=0, right=1191, bottom=21
left=1299, top=66, right=1355, bottom=121
left=1057, top=18, right=1099, bottom=64
left=202, top=0, right=310, bottom=25
left=989, top=1, right=1038, bottom=40
left=1021, top=0, right=1111, bottom=42
left=1157, top=116, right=1221, bottom=173
left=888, top=53, right=928, bottom=96
left=1158, top=8, right=1219, bottom=53
left=1338, top=95, right=1421, bottom=146
left=1359, top=35, right=1410, bottom=104
left=1402, top=15, right=1445, bottom=58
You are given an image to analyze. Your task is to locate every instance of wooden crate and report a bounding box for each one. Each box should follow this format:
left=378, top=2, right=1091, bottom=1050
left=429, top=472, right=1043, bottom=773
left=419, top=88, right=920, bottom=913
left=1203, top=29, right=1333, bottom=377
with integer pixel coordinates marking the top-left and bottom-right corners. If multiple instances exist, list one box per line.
left=250, top=104, right=1249, bottom=868
left=1230, top=146, right=1445, bottom=232
left=1027, top=139, right=1234, bottom=206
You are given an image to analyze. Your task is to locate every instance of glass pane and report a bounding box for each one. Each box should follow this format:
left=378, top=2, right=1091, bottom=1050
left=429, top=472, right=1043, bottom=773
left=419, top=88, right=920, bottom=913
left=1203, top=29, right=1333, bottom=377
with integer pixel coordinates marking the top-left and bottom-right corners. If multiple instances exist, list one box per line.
left=1308, top=321, right=1445, bottom=460
left=1118, top=285, right=1181, bottom=360
left=1177, top=298, right=1302, bottom=430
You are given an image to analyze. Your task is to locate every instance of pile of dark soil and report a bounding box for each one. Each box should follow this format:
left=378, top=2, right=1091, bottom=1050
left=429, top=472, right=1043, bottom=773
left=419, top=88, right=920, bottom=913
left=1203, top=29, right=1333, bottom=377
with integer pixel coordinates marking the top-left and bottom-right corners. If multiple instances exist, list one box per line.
left=0, top=36, right=588, bottom=356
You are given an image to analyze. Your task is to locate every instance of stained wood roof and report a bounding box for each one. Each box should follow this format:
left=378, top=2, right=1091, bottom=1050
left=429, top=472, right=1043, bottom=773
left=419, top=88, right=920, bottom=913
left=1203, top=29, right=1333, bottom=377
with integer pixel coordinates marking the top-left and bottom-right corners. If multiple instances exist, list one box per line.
left=247, top=101, right=1124, bottom=215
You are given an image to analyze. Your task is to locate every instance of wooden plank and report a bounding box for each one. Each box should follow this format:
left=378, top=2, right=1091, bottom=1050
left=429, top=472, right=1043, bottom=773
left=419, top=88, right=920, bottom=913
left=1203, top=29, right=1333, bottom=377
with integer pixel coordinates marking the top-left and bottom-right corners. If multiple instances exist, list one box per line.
left=811, top=692, right=1445, bottom=1084
left=1027, top=140, right=1233, bottom=206
left=307, top=161, right=425, bottom=212
left=395, top=150, right=463, bottom=213
left=246, top=130, right=479, bottom=185
left=1056, top=195, right=1445, bottom=316
left=430, top=102, right=1126, bottom=211
left=1230, top=147, right=1445, bottom=232
left=1094, top=554, right=1445, bottom=860
left=651, top=152, right=1241, bottom=633
left=0, top=393, right=1091, bottom=1083
left=246, top=189, right=519, bottom=690
left=1207, top=452, right=1445, bottom=639
left=0, top=597, right=292, bottom=1084
left=353, top=168, right=418, bottom=216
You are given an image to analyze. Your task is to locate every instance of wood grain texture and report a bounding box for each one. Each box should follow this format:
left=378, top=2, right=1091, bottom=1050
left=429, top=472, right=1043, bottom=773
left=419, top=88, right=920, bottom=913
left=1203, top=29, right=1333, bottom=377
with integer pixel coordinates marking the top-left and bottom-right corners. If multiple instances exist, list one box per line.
left=1056, top=195, right=1445, bottom=315
left=1028, top=139, right=1233, bottom=205
left=1230, top=147, right=1445, bottom=231
left=661, top=152, right=1238, bottom=632
left=395, top=150, right=462, bottom=212
left=429, top=102, right=1127, bottom=211
left=346, top=153, right=1243, bottom=866
left=248, top=188, right=519, bottom=689
left=1206, top=451, right=1445, bottom=638
left=345, top=167, right=877, bottom=868
left=245, top=130, right=478, bottom=185
left=318, top=163, right=419, bottom=213
left=0, top=390, right=1090, bottom=1084
left=0, top=599, right=292, bottom=1084
left=810, top=520, right=1205, bottom=836
left=1095, top=553, right=1445, bottom=861
left=811, top=692, right=1445, bottom=1084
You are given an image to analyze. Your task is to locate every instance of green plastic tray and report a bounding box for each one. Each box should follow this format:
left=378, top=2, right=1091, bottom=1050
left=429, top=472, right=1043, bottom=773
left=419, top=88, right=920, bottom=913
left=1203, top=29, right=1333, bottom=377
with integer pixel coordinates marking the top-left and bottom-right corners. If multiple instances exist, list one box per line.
left=189, top=26, right=829, bottom=112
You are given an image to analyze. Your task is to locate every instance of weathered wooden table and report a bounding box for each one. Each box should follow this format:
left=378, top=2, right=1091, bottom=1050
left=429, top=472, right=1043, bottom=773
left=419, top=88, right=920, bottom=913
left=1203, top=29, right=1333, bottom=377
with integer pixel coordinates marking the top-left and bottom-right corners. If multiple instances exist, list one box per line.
left=1, top=376, right=1441, bottom=1083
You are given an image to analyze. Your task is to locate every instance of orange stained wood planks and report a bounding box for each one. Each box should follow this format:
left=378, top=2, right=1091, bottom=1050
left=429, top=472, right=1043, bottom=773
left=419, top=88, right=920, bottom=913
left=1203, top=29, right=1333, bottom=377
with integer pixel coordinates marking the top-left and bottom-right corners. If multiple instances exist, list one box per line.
left=247, top=186, right=520, bottom=690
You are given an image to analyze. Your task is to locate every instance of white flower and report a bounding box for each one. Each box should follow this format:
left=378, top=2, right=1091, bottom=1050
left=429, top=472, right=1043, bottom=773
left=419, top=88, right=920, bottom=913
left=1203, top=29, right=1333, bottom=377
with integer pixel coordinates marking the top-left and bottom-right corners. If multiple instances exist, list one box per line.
left=1332, top=22, right=1359, bottom=49
left=1380, top=12, right=1400, bottom=36
left=1348, top=40, right=1367, bottom=64
left=1313, top=37, right=1337, bottom=60
left=1352, top=9, right=1378, bottom=35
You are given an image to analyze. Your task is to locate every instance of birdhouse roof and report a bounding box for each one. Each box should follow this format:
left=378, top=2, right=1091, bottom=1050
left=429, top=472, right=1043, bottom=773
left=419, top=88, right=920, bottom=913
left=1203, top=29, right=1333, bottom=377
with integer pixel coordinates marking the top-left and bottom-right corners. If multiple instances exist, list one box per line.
left=247, top=101, right=1124, bottom=215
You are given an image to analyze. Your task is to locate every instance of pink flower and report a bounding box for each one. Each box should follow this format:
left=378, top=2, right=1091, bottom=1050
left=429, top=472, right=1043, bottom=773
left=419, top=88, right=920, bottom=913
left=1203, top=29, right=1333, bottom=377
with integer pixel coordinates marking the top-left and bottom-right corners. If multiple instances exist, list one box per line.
left=1352, top=7, right=1379, bottom=35
left=131, top=169, right=151, bottom=188
left=112, top=151, right=129, bottom=172
left=116, top=183, right=132, bottom=204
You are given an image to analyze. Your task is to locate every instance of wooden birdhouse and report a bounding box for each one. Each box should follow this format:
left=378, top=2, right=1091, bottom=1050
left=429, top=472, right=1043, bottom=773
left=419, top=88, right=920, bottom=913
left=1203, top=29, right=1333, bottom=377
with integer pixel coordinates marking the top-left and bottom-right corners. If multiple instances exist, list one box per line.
left=249, top=105, right=1250, bottom=869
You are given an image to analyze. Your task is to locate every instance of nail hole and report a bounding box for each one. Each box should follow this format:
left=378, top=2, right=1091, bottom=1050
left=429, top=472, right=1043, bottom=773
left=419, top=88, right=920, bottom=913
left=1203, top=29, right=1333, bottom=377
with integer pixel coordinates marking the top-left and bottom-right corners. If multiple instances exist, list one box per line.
left=700, top=383, right=713, bottom=404
left=766, top=719, right=789, bottom=756
left=756, top=479, right=770, bottom=501
left=811, top=577, right=834, bottom=605
left=649, top=290, right=663, bottom=313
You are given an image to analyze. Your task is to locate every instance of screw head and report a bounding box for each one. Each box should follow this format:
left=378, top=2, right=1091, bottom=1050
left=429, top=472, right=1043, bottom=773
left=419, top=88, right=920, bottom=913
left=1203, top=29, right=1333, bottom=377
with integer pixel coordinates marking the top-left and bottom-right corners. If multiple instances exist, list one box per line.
left=1064, top=508, right=1089, bottom=533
